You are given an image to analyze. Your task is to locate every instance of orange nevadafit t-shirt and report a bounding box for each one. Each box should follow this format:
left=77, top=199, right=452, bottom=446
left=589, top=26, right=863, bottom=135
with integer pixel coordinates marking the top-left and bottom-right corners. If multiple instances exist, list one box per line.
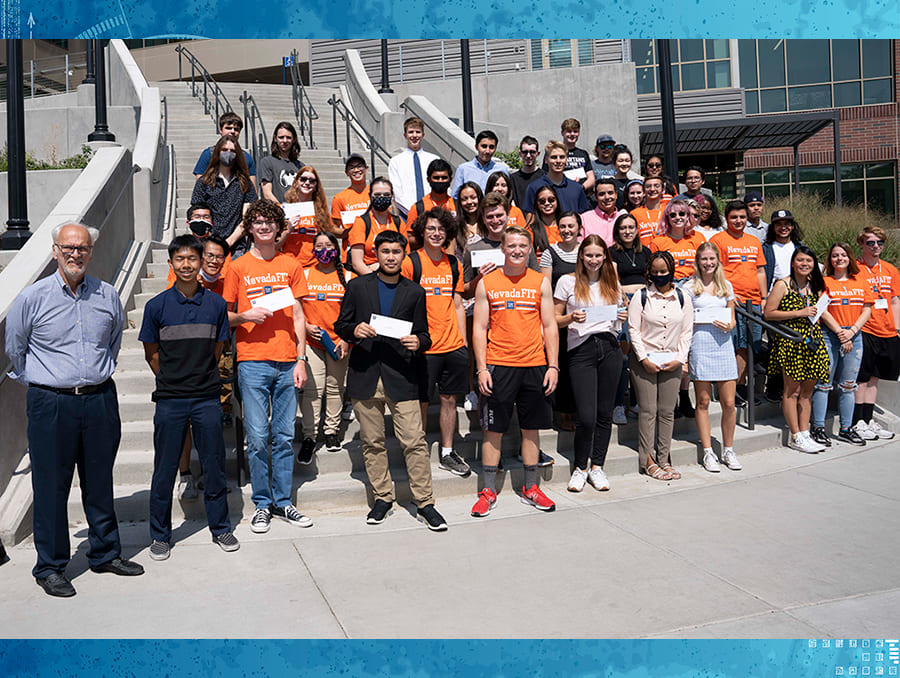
left=649, top=231, right=705, bottom=280
left=858, top=259, right=900, bottom=337
left=280, top=209, right=318, bottom=268
left=710, top=230, right=767, bottom=304
left=483, top=267, right=546, bottom=367
left=301, top=266, right=353, bottom=350
left=401, top=251, right=465, bottom=355
left=631, top=206, right=663, bottom=245
left=348, top=214, right=405, bottom=265
left=823, top=275, right=874, bottom=329
left=331, top=186, right=370, bottom=226
left=222, top=252, right=308, bottom=362
left=405, top=194, right=457, bottom=228
left=506, top=205, right=527, bottom=229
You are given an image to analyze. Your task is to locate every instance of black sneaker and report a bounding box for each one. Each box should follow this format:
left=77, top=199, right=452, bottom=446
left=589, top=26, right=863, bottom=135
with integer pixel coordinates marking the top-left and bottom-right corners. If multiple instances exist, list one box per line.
left=837, top=427, right=867, bottom=446
left=213, top=532, right=240, bottom=552
left=366, top=499, right=393, bottom=525
left=250, top=507, right=271, bottom=533
left=296, top=437, right=316, bottom=465
left=810, top=427, right=832, bottom=447
left=678, top=398, right=695, bottom=419
left=149, top=540, right=171, bottom=561
left=537, top=450, right=554, bottom=467
left=418, top=504, right=448, bottom=531
left=439, top=451, right=471, bottom=477
left=324, top=434, right=342, bottom=453
left=272, top=504, right=313, bottom=527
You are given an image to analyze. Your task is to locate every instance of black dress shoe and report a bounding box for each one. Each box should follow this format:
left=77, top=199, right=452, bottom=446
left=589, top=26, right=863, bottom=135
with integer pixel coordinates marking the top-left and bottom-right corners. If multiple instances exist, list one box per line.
left=36, top=572, right=76, bottom=597
left=90, top=557, right=145, bottom=576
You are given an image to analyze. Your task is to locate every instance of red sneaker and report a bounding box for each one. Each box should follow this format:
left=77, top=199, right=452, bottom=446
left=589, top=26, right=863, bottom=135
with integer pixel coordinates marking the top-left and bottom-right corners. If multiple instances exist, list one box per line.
left=471, top=488, right=497, bottom=517
left=521, top=484, right=555, bottom=512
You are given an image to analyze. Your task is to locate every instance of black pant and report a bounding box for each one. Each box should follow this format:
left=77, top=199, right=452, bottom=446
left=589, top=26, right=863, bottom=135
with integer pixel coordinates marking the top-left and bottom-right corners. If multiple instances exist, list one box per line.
left=27, top=381, right=122, bottom=578
left=568, top=333, right=621, bottom=469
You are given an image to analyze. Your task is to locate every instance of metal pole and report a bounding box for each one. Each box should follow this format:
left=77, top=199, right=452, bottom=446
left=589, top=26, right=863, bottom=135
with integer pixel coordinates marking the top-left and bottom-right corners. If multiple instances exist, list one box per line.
left=378, top=39, right=393, bottom=94
left=88, top=40, right=115, bottom=142
left=441, top=40, right=446, bottom=80
left=483, top=38, right=488, bottom=75
left=657, top=39, right=679, bottom=185
left=65, top=53, right=69, bottom=92
left=331, top=98, right=338, bottom=150
left=793, top=144, right=800, bottom=197
left=83, top=39, right=95, bottom=85
left=3, top=40, right=31, bottom=250
left=745, top=300, right=755, bottom=431
left=460, top=40, right=474, bottom=137
left=30, top=60, right=34, bottom=99
left=833, top=116, right=842, bottom=206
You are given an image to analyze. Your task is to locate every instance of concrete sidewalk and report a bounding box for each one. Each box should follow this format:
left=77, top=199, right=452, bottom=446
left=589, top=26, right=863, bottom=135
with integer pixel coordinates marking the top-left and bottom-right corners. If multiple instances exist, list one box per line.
left=1, top=438, right=898, bottom=639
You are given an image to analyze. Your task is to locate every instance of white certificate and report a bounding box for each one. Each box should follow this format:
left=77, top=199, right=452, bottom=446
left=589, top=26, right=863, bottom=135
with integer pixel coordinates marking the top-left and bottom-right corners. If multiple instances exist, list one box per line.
left=563, top=167, right=587, bottom=181
left=369, top=313, right=413, bottom=339
left=810, top=293, right=831, bottom=323
left=282, top=201, right=315, bottom=220
left=469, top=248, right=506, bottom=269
left=875, top=297, right=889, bottom=310
left=647, top=351, right=679, bottom=367
left=250, top=287, right=296, bottom=313
left=341, top=208, right=367, bottom=226
left=583, top=305, right=618, bottom=323
left=694, top=307, right=731, bottom=325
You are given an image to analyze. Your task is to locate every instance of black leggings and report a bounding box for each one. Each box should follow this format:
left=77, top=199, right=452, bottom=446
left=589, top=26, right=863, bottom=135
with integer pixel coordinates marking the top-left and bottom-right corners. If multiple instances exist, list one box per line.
left=568, top=332, right=621, bottom=469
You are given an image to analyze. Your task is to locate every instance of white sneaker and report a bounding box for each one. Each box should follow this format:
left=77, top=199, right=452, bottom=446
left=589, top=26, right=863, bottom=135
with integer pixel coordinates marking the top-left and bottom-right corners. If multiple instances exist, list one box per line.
left=567, top=468, right=588, bottom=492
left=587, top=466, right=610, bottom=491
left=722, top=449, right=743, bottom=471
left=853, top=420, right=878, bottom=441
left=463, top=391, right=479, bottom=411
left=178, top=474, right=198, bottom=501
left=613, top=406, right=627, bottom=425
left=789, top=432, right=824, bottom=454
left=866, top=420, right=895, bottom=440
left=702, top=452, right=721, bottom=473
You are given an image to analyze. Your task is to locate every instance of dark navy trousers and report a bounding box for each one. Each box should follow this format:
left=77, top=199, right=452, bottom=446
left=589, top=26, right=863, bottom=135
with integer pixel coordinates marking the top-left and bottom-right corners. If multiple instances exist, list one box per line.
left=27, top=381, right=122, bottom=578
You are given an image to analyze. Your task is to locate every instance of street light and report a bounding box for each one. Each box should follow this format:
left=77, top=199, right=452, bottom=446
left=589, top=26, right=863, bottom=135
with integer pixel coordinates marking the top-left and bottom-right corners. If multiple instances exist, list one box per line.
left=87, top=40, right=115, bottom=143
left=2, top=39, right=31, bottom=250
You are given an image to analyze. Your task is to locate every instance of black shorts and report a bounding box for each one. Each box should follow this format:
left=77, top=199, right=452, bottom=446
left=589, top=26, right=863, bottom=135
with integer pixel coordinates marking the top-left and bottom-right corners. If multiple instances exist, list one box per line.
left=858, top=332, right=900, bottom=382
left=480, top=365, right=552, bottom=434
left=421, top=347, right=469, bottom=402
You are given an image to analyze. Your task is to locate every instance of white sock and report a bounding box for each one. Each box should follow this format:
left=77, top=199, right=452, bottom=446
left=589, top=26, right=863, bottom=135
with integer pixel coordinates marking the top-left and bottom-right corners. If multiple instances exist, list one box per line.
left=724, top=446, right=734, bottom=455
left=441, top=447, right=453, bottom=458
left=703, top=447, right=714, bottom=456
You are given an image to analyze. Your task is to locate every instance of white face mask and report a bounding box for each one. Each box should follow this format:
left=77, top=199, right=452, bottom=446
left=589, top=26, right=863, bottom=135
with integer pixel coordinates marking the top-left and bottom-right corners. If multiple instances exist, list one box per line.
left=200, top=269, right=220, bottom=283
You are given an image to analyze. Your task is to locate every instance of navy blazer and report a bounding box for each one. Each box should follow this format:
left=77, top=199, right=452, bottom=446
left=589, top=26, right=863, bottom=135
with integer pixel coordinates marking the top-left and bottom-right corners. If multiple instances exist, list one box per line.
left=334, top=272, right=431, bottom=401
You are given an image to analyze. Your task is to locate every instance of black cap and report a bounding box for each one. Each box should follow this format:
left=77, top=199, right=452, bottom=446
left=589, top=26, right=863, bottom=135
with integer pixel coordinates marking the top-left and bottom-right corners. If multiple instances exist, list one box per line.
left=770, top=208, right=795, bottom=223
left=344, top=153, right=367, bottom=170
left=744, top=191, right=764, bottom=204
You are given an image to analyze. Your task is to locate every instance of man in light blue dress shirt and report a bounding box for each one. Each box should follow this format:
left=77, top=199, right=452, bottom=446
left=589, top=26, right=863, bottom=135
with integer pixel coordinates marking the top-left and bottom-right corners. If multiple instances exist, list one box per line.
left=449, top=130, right=510, bottom=199
left=6, top=223, right=144, bottom=597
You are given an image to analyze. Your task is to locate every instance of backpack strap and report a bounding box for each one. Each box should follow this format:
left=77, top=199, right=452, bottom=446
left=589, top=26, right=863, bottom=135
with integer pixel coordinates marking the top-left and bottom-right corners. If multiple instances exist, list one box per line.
left=447, top=253, right=460, bottom=292
left=641, top=285, right=684, bottom=307
left=409, top=251, right=422, bottom=283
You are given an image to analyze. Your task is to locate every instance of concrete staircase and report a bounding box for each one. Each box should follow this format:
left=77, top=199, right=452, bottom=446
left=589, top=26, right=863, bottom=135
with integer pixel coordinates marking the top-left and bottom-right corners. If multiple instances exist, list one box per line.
left=68, top=243, right=803, bottom=526
left=153, top=81, right=354, bottom=229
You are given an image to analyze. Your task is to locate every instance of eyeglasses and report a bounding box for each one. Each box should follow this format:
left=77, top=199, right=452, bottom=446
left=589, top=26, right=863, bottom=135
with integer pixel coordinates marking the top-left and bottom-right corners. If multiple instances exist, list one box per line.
left=55, top=244, right=93, bottom=256
left=347, top=166, right=366, bottom=173
left=298, top=176, right=318, bottom=184
left=252, top=219, right=275, bottom=226
left=865, top=239, right=885, bottom=247
left=646, top=163, right=662, bottom=169
left=371, top=192, right=392, bottom=199
left=685, top=176, right=703, bottom=182
left=424, top=225, right=446, bottom=234
left=669, top=211, right=688, bottom=218
left=204, top=253, right=227, bottom=262
left=537, top=197, right=557, bottom=205
left=520, top=149, right=537, bottom=155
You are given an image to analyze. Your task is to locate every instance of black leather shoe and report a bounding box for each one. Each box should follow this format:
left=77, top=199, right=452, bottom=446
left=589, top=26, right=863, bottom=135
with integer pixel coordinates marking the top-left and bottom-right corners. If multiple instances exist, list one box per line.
left=90, top=557, right=145, bottom=576
left=36, top=572, right=76, bottom=597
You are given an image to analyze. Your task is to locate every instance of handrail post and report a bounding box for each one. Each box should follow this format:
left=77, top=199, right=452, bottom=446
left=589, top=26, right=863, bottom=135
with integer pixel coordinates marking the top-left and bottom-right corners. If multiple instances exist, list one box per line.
left=331, top=97, right=338, bottom=150
left=370, top=140, right=376, bottom=176
left=345, top=116, right=351, bottom=156
left=746, top=300, right=755, bottom=431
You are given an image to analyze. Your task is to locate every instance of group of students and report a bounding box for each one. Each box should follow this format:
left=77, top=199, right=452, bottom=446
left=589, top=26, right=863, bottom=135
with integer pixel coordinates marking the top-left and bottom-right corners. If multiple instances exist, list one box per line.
left=151, top=111, right=899, bottom=549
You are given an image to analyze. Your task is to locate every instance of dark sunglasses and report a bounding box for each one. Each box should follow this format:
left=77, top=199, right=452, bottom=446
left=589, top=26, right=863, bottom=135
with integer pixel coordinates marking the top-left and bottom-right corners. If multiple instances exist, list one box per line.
left=865, top=239, right=885, bottom=247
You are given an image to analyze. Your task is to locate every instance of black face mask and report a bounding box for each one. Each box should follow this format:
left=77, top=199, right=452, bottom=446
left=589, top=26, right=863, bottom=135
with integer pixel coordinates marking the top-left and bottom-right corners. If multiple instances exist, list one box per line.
left=189, top=220, right=212, bottom=237
left=371, top=195, right=393, bottom=212
left=428, top=180, right=451, bottom=195
left=650, top=272, right=674, bottom=288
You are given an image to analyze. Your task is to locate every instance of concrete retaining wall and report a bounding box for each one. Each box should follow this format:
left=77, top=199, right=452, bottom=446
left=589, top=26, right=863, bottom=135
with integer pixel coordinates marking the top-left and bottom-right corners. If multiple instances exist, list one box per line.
left=0, top=169, right=82, bottom=235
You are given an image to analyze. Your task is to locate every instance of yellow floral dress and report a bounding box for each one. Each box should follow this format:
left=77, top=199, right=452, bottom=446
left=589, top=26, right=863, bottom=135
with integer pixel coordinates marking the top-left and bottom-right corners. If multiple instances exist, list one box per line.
left=767, top=284, right=830, bottom=382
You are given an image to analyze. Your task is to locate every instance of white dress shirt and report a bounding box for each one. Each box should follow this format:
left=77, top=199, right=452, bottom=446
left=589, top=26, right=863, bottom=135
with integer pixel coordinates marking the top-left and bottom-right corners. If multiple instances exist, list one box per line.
left=388, top=147, right=440, bottom=215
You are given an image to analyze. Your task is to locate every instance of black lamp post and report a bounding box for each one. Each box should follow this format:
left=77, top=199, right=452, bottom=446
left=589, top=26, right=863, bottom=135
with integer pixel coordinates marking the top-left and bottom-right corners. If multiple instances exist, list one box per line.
left=2, top=40, right=31, bottom=250
left=460, top=40, right=474, bottom=137
left=87, top=40, right=115, bottom=142
left=657, top=39, right=678, bottom=183
left=82, top=39, right=96, bottom=85
left=378, top=39, right=393, bottom=94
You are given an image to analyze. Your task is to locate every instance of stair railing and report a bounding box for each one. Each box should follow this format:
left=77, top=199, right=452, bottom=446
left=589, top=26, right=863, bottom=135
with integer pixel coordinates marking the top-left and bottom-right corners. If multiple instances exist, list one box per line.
left=175, top=44, right=234, bottom=131
left=239, top=90, right=268, bottom=167
left=288, top=49, right=318, bottom=148
left=327, top=94, right=391, bottom=177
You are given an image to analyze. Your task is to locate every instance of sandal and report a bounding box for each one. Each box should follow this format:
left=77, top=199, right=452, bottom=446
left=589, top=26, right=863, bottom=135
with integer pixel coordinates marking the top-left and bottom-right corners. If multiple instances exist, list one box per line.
left=663, top=464, right=682, bottom=480
left=644, top=463, right=673, bottom=480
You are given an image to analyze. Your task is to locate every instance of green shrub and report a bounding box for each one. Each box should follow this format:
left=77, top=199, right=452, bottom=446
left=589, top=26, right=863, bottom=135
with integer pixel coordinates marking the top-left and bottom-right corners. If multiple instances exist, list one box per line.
left=764, top=192, right=899, bottom=266
left=495, top=149, right=522, bottom=171
left=0, top=144, right=94, bottom=172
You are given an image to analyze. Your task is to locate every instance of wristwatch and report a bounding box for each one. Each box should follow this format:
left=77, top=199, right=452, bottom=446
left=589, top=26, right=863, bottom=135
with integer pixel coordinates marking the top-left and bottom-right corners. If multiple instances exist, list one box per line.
left=297, top=355, right=308, bottom=362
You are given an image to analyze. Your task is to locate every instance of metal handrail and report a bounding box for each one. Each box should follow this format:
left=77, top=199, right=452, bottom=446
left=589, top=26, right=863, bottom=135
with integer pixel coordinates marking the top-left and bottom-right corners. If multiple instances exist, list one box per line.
left=175, top=44, right=233, bottom=131
left=151, top=95, right=168, bottom=185
left=735, top=300, right=815, bottom=430
left=239, top=90, right=267, bottom=167
left=327, top=94, right=392, bottom=176
left=288, top=49, right=318, bottom=148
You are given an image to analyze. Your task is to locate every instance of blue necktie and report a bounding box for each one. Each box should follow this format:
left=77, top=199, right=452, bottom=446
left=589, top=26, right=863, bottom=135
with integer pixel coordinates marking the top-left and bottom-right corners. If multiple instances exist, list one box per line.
left=413, top=152, right=425, bottom=201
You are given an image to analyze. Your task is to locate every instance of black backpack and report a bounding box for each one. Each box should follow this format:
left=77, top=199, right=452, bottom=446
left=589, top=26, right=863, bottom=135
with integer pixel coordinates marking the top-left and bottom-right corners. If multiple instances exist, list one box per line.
left=640, top=286, right=685, bottom=308
left=408, top=250, right=460, bottom=292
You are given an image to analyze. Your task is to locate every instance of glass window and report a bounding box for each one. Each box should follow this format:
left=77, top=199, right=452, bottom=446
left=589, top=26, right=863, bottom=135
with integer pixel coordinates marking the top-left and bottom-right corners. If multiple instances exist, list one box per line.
left=530, top=40, right=542, bottom=70
left=758, top=40, right=785, bottom=88
left=863, top=79, right=892, bottom=105
left=766, top=185, right=791, bottom=199
left=788, top=85, right=831, bottom=110
left=632, top=39, right=655, bottom=67
left=760, top=89, right=786, bottom=113
left=707, top=61, right=731, bottom=89
left=745, top=91, right=759, bottom=114
left=669, top=65, right=680, bottom=91
left=577, top=40, right=593, bottom=66
left=799, top=166, right=834, bottom=182
left=764, top=169, right=791, bottom=184
left=831, top=40, right=860, bottom=80
left=841, top=164, right=864, bottom=180
left=681, top=62, right=706, bottom=90
left=745, top=171, right=763, bottom=185
left=706, top=40, right=730, bottom=60
left=738, top=40, right=758, bottom=89
left=679, top=40, right=704, bottom=62
left=841, top=181, right=866, bottom=207
left=636, top=67, right=656, bottom=95
left=861, top=40, right=891, bottom=78
left=547, top=40, right=572, bottom=68
left=786, top=40, right=830, bottom=85
left=802, top=184, right=835, bottom=203
left=834, top=82, right=861, bottom=108
left=866, top=178, right=896, bottom=216
left=866, top=162, right=894, bottom=178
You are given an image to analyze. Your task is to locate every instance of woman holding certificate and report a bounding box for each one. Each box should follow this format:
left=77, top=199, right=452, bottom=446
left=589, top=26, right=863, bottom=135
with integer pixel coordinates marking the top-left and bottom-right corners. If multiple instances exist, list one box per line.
left=764, top=246, right=831, bottom=454
left=280, top=166, right=334, bottom=267
left=554, top=234, right=626, bottom=492
left=684, top=243, right=739, bottom=473
left=627, top=251, right=694, bottom=481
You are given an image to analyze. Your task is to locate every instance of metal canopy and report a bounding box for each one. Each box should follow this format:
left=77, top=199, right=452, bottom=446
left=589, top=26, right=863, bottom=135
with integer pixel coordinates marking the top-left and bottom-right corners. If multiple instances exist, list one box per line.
left=639, top=111, right=838, bottom=156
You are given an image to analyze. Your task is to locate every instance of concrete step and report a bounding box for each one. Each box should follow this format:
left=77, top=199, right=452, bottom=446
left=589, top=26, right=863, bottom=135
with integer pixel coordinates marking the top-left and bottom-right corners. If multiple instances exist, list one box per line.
left=140, top=277, right=167, bottom=295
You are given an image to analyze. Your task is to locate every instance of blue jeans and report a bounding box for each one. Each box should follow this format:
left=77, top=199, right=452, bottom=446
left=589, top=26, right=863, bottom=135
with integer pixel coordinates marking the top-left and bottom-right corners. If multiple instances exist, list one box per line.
left=732, top=302, right=762, bottom=352
left=237, top=361, right=298, bottom=509
left=812, top=329, right=863, bottom=430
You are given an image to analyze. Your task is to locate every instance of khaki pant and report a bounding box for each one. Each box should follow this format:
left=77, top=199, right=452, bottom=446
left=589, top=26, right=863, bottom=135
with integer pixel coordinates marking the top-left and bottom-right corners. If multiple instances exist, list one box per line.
left=630, top=355, right=681, bottom=470
left=353, top=378, right=434, bottom=508
left=300, top=344, right=349, bottom=438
